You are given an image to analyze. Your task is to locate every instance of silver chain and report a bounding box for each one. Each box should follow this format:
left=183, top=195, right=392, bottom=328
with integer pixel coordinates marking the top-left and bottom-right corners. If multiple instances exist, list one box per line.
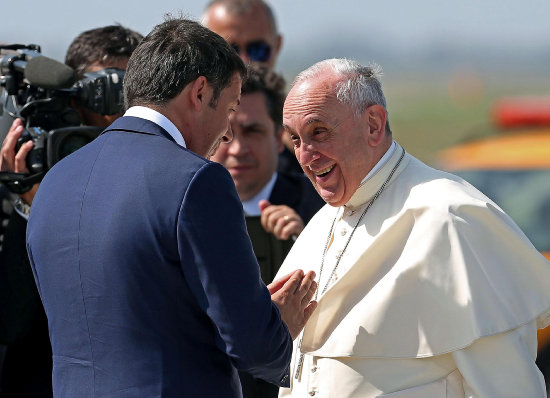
left=294, top=147, right=405, bottom=380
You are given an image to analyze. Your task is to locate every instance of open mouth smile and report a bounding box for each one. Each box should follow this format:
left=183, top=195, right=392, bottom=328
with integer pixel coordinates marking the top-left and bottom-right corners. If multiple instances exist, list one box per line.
left=313, top=164, right=335, bottom=177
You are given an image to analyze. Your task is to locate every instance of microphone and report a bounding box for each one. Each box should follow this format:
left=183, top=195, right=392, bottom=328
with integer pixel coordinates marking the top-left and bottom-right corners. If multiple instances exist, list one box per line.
left=24, top=56, right=77, bottom=89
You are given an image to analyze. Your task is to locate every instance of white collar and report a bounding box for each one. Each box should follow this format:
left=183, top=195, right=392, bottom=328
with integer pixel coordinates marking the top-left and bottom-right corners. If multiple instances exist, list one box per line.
left=360, top=141, right=396, bottom=183
left=124, top=106, right=186, bottom=148
left=242, top=173, right=278, bottom=216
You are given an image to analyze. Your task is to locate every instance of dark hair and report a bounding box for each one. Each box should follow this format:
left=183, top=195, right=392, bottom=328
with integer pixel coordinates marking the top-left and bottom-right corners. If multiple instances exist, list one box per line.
left=123, top=17, right=247, bottom=110
left=242, top=66, right=285, bottom=128
left=65, top=24, right=143, bottom=77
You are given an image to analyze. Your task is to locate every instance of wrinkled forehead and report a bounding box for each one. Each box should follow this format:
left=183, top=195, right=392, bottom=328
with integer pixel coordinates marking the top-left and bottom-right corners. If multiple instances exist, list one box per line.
left=284, top=77, right=340, bottom=120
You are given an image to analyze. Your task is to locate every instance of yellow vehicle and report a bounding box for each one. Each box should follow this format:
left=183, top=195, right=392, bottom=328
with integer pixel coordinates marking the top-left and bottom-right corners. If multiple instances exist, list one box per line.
left=438, top=96, right=550, bottom=259
left=437, top=95, right=550, bottom=352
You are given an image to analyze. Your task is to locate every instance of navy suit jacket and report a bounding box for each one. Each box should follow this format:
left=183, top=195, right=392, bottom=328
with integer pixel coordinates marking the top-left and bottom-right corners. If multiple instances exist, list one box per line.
left=26, top=116, right=292, bottom=398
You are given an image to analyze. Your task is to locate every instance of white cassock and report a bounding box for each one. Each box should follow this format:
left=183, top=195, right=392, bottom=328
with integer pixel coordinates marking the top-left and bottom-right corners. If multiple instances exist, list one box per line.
left=276, top=142, right=550, bottom=398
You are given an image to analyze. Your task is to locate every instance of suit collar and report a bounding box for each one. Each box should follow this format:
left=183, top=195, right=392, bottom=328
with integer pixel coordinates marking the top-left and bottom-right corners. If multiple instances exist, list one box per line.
left=269, top=173, right=300, bottom=209
left=102, top=116, right=180, bottom=146
left=124, top=106, right=186, bottom=147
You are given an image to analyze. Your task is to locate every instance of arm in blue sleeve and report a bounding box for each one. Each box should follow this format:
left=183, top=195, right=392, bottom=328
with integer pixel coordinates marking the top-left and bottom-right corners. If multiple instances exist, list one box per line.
left=177, top=161, right=291, bottom=385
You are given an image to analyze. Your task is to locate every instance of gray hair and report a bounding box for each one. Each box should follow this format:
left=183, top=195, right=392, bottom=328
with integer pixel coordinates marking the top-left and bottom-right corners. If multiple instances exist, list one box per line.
left=292, top=58, right=391, bottom=133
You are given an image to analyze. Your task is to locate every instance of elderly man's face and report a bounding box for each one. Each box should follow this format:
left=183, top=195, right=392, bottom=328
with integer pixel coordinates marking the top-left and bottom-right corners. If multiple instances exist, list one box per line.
left=204, top=3, right=281, bottom=68
left=283, top=74, right=376, bottom=207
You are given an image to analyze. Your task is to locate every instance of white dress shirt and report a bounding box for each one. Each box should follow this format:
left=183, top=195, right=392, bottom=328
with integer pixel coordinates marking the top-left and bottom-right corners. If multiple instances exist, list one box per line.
left=242, top=173, right=278, bottom=216
left=124, top=106, right=186, bottom=148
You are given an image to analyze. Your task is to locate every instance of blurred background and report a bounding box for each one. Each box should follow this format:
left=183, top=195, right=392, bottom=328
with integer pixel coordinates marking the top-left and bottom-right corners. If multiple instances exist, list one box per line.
left=1, top=0, right=549, bottom=163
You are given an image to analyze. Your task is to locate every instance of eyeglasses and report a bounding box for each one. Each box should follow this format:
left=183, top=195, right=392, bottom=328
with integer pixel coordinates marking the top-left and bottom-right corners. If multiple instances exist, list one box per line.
left=231, top=41, right=272, bottom=63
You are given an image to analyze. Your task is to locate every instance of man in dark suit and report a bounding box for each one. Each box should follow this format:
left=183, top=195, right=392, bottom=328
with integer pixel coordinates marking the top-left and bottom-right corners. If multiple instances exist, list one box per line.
left=210, top=67, right=324, bottom=398
left=0, top=25, right=143, bottom=398
left=25, top=18, right=317, bottom=398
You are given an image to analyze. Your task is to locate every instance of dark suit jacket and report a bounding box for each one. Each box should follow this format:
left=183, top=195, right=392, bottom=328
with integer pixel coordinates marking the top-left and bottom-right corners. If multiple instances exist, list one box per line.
left=26, top=116, right=292, bottom=398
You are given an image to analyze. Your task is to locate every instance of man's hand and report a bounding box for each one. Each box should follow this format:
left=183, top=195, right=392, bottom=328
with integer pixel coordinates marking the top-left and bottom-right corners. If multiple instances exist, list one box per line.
left=268, top=270, right=318, bottom=340
left=1, top=118, right=39, bottom=204
left=259, top=199, right=305, bottom=240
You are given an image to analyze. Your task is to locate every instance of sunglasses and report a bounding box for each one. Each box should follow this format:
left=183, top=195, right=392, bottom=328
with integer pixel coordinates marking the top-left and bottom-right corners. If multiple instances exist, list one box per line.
left=231, top=40, right=272, bottom=63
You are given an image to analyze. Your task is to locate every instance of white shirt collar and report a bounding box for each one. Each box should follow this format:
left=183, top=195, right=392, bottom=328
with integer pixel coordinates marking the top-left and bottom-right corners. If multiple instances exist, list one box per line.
left=360, top=140, right=396, bottom=184
left=124, top=106, right=186, bottom=148
left=242, top=173, right=278, bottom=216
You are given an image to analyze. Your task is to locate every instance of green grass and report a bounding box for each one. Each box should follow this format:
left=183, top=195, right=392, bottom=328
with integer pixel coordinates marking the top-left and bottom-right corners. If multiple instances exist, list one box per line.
left=383, top=72, right=550, bottom=165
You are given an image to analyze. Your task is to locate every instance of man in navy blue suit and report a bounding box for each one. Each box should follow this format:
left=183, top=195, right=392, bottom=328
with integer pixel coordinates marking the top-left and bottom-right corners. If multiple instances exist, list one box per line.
left=26, top=17, right=317, bottom=398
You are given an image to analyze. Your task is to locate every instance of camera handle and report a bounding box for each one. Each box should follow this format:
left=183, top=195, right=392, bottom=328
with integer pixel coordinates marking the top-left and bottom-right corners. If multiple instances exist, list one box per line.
left=0, top=171, right=45, bottom=194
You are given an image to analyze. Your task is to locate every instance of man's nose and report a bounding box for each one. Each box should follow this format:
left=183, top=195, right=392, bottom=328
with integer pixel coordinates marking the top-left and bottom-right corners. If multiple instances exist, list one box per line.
left=222, top=124, right=233, bottom=144
left=297, top=143, right=319, bottom=168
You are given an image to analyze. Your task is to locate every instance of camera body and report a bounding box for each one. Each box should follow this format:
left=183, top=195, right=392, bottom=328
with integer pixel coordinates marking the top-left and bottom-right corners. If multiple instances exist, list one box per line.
left=15, top=125, right=103, bottom=174
left=0, top=44, right=124, bottom=190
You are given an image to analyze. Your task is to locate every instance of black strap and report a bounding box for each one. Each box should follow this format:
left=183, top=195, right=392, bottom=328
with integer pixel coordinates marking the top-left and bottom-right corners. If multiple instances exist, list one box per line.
left=0, top=171, right=45, bottom=194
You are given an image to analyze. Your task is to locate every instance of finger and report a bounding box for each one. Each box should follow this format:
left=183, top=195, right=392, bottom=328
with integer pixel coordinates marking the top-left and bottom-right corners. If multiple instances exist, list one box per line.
left=267, top=271, right=295, bottom=294
left=260, top=205, right=277, bottom=232
left=261, top=206, right=286, bottom=232
left=283, top=269, right=305, bottom=295
left=7, top=118, right=23, bottom=136
left=1, top=122, right=24, bottom=170
left=258, top=199, right=271, bottom=212
left=14, top=140, right=33, bottom=173
left=302, top=280, right=317, bottom=306
left=279, top=220, right=304, bottom=240
left=302, top=301, right=318, bottom=324
left=296, top=270, right=316, bottom=298
left=272, top=216, right=289, bottom=239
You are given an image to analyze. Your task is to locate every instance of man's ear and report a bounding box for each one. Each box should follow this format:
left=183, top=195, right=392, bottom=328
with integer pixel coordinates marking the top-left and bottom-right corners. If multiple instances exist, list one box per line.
left=364, top=104, right=387, bottom=146
left=189, top=76, right=209, bottom=111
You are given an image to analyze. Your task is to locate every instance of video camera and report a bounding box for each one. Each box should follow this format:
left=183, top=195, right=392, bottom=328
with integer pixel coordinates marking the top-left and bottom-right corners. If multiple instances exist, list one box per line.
left=0, top=44, right=125, bottom=193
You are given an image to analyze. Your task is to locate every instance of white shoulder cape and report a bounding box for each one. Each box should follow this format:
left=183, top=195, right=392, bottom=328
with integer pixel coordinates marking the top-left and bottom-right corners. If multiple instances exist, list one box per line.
left=277, top=143, right=550, bottom=358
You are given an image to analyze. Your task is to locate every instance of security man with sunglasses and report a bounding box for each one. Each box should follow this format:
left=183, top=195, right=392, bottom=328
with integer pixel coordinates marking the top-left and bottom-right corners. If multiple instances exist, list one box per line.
left=202, top=0, right=282, bottom=68
left=203, top=0, right=304, bottom=177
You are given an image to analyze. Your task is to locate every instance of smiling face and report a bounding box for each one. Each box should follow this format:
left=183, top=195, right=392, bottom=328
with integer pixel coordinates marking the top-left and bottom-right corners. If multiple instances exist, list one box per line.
left=283, top=72, right=387, bottom=207
left=211, top=91, right=283, bottom=201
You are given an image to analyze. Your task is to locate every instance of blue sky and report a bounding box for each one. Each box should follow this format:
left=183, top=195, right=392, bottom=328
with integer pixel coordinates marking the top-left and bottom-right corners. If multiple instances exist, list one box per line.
left=1, top=0, right=549, bottom=75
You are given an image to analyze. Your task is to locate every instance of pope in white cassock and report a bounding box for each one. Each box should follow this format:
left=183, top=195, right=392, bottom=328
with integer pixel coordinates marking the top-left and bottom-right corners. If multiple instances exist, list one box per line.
left=277, top=58, right=550, bottom=398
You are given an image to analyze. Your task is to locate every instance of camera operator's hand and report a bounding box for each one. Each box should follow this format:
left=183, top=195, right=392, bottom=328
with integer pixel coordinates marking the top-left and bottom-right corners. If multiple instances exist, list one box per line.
left=1, top=118, right=39, bottom=204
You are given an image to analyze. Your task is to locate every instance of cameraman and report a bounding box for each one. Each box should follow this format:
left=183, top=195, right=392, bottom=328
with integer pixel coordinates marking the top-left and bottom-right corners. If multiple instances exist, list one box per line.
left=0, top=25, right=142, bottom=397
